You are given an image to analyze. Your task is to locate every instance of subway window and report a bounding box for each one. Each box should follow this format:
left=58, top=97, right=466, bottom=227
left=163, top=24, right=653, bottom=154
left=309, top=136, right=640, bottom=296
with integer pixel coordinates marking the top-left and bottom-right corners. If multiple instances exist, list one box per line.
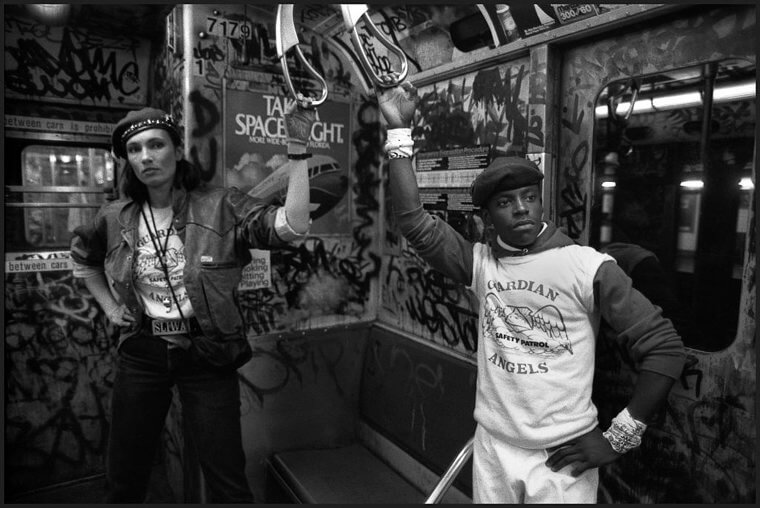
left=590, top=59, right=755, bottom=352
left=5, top=144, right=115, bottom=250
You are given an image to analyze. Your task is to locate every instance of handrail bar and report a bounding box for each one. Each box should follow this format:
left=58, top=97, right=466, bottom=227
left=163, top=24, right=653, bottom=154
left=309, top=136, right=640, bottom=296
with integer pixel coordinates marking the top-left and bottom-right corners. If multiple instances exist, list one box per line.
left=424, top=436, right=475, bottom=504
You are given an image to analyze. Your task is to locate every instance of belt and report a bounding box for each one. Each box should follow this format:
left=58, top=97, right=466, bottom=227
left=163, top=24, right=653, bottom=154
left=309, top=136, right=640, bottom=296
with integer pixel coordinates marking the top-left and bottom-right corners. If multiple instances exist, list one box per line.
left=145, top=316, right=202, bottom=336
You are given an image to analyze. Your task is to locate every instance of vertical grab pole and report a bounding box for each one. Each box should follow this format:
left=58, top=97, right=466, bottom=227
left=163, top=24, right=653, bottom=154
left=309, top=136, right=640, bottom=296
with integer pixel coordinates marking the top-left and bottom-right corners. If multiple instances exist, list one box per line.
left=424, top=437, right=475, bottom=504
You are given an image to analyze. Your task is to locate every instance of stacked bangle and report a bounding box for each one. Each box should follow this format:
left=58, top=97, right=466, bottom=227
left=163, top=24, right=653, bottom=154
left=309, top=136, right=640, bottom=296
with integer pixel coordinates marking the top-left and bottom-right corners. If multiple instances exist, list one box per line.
left=602, top=407, right=647, bottom=454
left=288, top=153, right=312, bottom=160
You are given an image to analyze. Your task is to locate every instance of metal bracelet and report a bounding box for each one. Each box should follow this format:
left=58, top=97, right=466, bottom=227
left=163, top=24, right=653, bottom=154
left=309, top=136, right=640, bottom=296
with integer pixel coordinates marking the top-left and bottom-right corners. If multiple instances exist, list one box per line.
left=603, top=407, right=647, bottom=453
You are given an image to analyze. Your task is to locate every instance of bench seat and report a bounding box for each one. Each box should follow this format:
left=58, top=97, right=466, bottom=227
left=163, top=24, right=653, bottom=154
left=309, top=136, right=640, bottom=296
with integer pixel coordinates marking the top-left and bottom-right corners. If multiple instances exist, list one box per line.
left=266, top=325, right=476, bottom=504
left=268, top=443, right=426, bottom=504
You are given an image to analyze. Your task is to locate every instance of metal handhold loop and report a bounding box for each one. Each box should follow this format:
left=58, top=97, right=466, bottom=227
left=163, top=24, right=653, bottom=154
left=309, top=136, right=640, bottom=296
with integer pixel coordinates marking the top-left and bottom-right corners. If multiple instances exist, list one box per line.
left=340, top=4, right=408, bottom=88
left=275, top=4, right=328, bottom=107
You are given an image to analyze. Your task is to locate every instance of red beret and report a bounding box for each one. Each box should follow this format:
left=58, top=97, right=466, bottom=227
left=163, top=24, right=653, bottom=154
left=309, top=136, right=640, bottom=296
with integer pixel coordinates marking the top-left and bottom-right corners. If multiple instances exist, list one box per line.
left=470, top=156, right=544, bottom=207
left=111, top=107, right=181, bottom=158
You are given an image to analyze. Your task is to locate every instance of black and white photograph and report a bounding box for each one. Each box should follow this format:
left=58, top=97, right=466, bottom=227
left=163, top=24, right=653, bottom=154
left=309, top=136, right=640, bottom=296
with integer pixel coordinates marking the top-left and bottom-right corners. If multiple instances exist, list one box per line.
left=3, top=3, right=756, bottom=504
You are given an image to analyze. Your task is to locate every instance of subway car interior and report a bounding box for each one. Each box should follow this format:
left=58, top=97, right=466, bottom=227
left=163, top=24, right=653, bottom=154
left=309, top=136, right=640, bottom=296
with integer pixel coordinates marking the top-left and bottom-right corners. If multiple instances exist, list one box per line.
left=3, top=3, right=756, bottom=504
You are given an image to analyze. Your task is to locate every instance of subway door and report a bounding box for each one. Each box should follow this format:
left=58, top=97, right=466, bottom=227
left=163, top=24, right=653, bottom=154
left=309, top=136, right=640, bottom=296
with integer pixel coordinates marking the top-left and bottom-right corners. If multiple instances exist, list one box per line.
left=4, top=125, right=118, bottom=499
left=554, top=4, right=755, bottom=504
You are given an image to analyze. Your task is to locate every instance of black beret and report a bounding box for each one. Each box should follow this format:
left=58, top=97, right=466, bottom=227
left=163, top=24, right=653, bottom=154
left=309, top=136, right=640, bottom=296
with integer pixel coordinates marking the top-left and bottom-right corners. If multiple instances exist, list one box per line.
left=111, top=107, right=181, bottom=158
left=470, top=156, right=544, bottom=207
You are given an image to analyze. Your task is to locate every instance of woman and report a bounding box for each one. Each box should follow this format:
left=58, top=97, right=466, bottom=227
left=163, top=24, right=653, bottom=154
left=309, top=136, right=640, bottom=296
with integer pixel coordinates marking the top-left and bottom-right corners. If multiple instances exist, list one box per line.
left=70, top=100, right=316, bottom=503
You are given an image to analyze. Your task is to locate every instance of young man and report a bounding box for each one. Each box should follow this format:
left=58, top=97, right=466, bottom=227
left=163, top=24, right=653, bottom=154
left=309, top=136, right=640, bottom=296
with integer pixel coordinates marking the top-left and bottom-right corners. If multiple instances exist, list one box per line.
left=377, top=79, right=685, bottom=503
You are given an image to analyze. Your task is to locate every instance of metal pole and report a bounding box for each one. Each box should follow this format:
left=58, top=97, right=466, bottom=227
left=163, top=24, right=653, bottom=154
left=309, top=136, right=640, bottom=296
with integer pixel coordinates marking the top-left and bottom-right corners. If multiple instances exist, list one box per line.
left=424, top=437, right=475, bottom=504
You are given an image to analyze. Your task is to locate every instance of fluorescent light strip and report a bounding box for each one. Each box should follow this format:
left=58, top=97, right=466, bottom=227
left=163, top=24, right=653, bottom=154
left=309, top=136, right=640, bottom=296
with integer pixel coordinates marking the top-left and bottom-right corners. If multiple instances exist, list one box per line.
left=680, top=180, right=704, bottom=189
left=595, top=79, right=756, bottom=118
left=602, top=178, right=753, bottom=190
left=715, top=82, right=756, bottom=102
left=653, top=92, right=700, bottom=109
left=678, top=179, right=754, bottom=190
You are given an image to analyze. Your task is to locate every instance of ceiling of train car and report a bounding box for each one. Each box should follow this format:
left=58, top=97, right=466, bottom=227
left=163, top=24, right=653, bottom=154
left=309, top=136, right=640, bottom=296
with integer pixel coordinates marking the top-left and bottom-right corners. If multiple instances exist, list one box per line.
left=242, top=4, right=485, bottom=37
left=5, top=4, right=174, bottom=39
left=6, top=4, right=480, bottom=47
left=244, top=4, right=355, bottom=36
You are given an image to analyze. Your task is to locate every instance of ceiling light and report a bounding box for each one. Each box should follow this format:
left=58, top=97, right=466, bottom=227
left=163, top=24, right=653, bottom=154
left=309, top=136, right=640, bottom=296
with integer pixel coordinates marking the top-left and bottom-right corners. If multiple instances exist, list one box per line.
left=680, top=180, right=704, bottom=189
left=652, top=92, right=700, bottom=109
left=26, top=4, right=72, bottom=26
left=596, top=78, right=756, bottom=118
left=739, top=177, right=754, bottom=190
left=714, top=81, right=756, bottom=102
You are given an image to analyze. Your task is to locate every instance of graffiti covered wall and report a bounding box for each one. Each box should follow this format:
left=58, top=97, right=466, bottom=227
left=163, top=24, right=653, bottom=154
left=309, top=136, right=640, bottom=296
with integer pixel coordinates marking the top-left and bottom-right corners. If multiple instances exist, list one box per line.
left=5, top=256, right=114, bottom=494
left=378, top=57, right=534, bottom=359
left=236, top=328, right=368, bottom=500
left=4, top=15, right=149, bottom=107
left=3, top=12, right=152, bottom=498
left=181, top=4, right=381, bottom=335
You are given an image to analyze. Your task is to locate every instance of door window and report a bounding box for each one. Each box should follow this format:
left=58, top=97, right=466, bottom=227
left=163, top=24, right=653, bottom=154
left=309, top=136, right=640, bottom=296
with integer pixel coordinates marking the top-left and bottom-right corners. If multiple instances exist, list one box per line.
left=6, top=145, right=114, bottom=249
left=590, top=59, right=755, bottom=351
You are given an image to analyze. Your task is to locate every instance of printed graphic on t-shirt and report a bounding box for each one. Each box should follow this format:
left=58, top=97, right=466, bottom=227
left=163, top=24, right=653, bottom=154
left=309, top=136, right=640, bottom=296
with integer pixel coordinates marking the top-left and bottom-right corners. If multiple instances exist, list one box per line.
left=135, top=226, right=189, bottom=316
left=483, top=290, right=572, bottom=358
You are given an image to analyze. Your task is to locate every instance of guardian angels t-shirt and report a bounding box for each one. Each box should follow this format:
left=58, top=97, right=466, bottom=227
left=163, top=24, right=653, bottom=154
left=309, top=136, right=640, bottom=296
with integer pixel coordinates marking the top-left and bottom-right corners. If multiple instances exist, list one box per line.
left=134, top=203, right=194, bottom=321
left=468, top=241, right=613, bottom=448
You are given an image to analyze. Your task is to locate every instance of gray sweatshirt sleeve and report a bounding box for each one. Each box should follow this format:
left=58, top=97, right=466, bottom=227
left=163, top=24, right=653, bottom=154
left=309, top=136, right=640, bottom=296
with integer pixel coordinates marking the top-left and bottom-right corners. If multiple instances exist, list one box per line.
left=395, top=205, right=474, bottom=286
left=594, top=260, right=686, bottom=379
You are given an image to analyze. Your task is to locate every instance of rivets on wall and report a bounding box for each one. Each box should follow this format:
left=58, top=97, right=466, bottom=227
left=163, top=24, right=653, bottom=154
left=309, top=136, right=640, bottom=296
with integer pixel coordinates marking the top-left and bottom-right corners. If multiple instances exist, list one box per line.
left=198, top=31, right=207, bottom=39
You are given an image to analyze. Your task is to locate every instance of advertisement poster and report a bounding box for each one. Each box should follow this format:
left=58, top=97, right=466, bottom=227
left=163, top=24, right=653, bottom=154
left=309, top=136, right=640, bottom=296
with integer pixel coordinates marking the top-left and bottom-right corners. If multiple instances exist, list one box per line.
left=225, top=89, right=352, bottom=236
left=419, top=187, right=486, bottom=244
left=508, top=4, right=560, bottom=38
left=415, top=145, right=491, bottom=244
left=415, top=146, right=490, bottom=187
left=238, top=248, right=271, bottom=291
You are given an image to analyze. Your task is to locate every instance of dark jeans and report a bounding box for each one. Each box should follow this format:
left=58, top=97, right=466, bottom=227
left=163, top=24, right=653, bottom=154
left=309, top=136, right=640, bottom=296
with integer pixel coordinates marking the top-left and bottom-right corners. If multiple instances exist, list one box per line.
left=106, top=334, right=253, bottom=503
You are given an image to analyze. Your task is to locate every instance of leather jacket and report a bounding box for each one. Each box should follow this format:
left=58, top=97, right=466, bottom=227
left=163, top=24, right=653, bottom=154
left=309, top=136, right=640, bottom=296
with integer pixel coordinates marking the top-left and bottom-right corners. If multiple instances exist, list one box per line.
left=70, top=185, right=304, bottom=368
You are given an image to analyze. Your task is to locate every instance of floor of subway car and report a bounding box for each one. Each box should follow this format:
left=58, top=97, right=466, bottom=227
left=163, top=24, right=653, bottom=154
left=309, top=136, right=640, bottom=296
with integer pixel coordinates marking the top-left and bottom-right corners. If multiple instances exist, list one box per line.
left=6, top=464, right=173, bottom=503
left=7, top=476, right=106, bottom=503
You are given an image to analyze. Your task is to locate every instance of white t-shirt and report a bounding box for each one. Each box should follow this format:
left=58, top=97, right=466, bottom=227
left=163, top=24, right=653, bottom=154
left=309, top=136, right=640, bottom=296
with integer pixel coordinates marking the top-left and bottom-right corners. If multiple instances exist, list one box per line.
left=469, top=241, right=613, bottom=448
left=134, top=203, right=194, bottom=321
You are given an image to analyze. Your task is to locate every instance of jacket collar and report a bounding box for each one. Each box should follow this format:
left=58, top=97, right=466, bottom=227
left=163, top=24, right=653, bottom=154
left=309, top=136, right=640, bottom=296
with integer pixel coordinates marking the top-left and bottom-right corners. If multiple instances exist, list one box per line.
left=116, top=187, right=189, bottom=229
